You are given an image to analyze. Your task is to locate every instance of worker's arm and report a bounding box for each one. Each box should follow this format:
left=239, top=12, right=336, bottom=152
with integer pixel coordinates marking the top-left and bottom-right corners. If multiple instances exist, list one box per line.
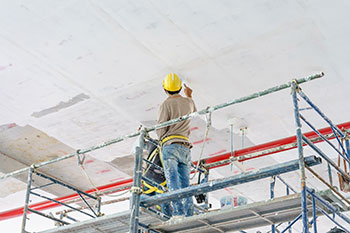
left=156, top=103, right=169, bottom=140
left=184, top=84, right=192, bottom=98
left=184, top=84, right=197, bottom=112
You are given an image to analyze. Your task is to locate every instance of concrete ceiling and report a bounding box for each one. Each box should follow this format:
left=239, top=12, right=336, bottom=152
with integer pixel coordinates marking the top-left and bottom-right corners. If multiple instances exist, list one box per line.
left=1, top=0, right=350, bottom=232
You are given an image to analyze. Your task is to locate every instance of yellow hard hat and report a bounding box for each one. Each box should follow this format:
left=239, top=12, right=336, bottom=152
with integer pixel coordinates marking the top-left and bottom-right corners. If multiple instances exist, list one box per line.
left=163, top=73, right=182, bottom=92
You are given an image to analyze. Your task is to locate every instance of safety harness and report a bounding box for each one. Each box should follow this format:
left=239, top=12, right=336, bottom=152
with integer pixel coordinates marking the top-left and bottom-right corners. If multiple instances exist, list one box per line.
left=142, top=135, right=190, bottom=195
left=161, top=135, right=189, bottom=145
left=142, top=146, right=167, bottom=194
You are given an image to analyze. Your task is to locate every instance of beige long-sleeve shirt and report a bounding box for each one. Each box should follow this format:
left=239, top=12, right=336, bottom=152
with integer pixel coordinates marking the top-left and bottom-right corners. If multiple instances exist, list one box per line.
left=156, top=94, right=197, bottom=146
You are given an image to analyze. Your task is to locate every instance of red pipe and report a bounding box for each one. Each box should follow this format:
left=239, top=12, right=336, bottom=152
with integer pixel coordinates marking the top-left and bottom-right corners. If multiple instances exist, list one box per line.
left=0, top=178, right=132, bottom=221
left=1, top=122, right=349, bottom=221
left=200, top=122, right=350, bottom=169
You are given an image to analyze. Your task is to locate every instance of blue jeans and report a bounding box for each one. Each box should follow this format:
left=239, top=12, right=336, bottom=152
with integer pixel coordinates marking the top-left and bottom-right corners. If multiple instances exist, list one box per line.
left=162, top=144, right=194, bottom=217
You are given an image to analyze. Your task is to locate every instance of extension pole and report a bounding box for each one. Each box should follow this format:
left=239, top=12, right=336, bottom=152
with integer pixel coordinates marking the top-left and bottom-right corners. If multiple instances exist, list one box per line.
left=0, top=73, right=324, bottom=181
left=291, top=81, right=308, bottom=233
left=129, top=129, right=145, bottom=233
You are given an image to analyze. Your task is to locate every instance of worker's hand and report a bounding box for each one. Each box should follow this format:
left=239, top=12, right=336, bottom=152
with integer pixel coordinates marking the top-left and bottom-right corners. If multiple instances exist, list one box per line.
left=184, top=84, right=193, bottom=98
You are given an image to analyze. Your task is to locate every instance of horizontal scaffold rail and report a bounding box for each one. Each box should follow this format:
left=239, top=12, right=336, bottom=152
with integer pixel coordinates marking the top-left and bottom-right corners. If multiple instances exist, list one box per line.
left=36, top=189, right=347, bottom=233
left=141, top=156, right=322, bottom=207
left=0, top=73, right=324, bottom=181
left=0, top=179, right=132, bottom=221
left=3, top=122, right=346, bottom=221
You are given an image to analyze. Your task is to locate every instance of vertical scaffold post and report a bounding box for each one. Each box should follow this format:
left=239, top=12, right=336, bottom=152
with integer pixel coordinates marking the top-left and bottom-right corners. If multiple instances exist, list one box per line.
left=230, top=122, right=234, bottom=171
left=286, top=186, right=292, bottom=233
left=21, top=166, right=34, bottom=233
left=129, top=129, right=145, bottom=233
left=96, top=196, right=101, bottom=216
left=270, top=176, right=276, bottom=233
left=312, top=195, right=318, bottom=233
left=291, top=80, right=309, bottom=233
left=327, top=163, right=333, bottom=187
left=204, top=170, right=209, bottom=209
left=345, top=137, right=350, bottom=167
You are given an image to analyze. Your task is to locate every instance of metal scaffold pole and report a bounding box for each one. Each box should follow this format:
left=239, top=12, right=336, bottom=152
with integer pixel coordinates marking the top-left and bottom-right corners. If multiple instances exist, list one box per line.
left=129, top=129, right=145, bottom=233
left=291, top=81, right=308, bottom=233
left=21, top=166, right=33, bottom=233
left=270, top=176, right=276, bottom=233
left=141, top=156, right=321, bottom=207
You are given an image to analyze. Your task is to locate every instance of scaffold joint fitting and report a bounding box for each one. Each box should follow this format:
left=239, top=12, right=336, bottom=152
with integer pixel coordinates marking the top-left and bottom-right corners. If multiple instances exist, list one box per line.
left=130, top=186, right=142, bottom=194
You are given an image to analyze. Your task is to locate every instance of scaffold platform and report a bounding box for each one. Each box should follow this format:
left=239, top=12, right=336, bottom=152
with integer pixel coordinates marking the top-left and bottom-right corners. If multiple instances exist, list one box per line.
left=41, top=209, right=163, bottom=233
left=41, top=189, right=348, bottom=233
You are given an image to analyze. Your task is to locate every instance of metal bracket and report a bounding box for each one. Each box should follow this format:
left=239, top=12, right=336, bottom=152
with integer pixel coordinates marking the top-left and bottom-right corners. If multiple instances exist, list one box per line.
left=130, top=186, right=142, bottom=194
left=76, top=149, right=86, bottom=166
left=206, top=110, right=212, bottom=127
left=291, top=79, right=302, bottom=94
left=30, top=164, right=36, bottom=173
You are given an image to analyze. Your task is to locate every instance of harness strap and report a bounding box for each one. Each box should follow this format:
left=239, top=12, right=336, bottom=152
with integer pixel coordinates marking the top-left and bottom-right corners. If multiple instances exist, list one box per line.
left=143, top=148, right=160, bottom=175
left=142, top=180, right=167, bottom=194
left=161, top=135, right=189, bottom=145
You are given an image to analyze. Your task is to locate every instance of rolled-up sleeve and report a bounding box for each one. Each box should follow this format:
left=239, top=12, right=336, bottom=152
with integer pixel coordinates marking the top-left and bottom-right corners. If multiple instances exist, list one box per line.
left=190, top=98, right=197, bottom=112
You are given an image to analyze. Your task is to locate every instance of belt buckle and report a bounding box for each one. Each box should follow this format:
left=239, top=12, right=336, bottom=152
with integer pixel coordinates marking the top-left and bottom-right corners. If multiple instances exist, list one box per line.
left=184, top=142, right=193, bottom=149
left=171, top=141, right=192, bottom=149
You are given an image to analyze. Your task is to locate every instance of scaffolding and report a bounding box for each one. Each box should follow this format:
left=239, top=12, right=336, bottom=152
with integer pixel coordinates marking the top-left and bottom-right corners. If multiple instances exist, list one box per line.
left=20, top=168, right=102, bottom=231
left=2, top=72, right=350, bottom=232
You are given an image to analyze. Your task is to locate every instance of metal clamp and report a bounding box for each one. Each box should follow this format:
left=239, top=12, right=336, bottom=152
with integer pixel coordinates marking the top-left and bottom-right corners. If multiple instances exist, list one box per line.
left=130, top=186, right=142, bottom=194
left=291, top=79, right=302, bottom=94
left=206, top=111, right=212, bottom=128
left=342, top=128, right=350, bottom=140
left=76, top=149, right=86, bottom=166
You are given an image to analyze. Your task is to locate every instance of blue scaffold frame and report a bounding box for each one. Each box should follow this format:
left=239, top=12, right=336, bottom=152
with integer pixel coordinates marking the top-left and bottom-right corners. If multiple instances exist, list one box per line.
left=136, top=75, right=350, bottom=233
left=284, top=79, right=350, bottom=232
left=129, top=73, right=326, bottom=233
left=20, top=167, right=101, bottom=233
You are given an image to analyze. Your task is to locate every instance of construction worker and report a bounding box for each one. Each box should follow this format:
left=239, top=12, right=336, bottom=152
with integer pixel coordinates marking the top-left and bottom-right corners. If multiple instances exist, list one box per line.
left=156, top=73, right=196, bottom=217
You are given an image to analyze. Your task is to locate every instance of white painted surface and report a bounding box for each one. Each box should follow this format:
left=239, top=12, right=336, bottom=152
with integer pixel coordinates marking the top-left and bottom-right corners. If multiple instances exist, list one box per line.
left=1, top=0, right=350, bottom=232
